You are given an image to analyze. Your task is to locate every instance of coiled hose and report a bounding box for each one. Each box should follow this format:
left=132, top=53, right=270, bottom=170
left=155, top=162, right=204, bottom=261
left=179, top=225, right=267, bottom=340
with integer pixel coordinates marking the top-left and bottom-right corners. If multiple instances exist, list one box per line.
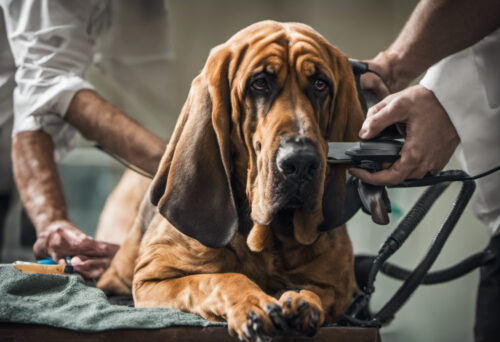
left=341, top=170, right=477, bottom=327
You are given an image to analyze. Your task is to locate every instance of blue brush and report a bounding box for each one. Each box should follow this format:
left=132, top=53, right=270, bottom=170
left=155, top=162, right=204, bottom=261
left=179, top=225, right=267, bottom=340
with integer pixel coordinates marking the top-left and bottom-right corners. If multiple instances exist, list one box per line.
left=37, top=257, right=57, bottom=265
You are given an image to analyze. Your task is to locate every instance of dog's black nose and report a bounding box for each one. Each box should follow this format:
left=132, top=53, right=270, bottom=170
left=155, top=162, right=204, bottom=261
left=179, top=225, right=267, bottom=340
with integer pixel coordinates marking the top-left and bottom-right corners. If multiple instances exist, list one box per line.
left=276, top=137, right=320, bottom=182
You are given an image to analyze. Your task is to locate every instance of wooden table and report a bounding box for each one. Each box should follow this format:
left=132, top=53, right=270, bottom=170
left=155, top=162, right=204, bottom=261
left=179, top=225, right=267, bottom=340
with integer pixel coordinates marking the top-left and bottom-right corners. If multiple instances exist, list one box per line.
left=0, top=323, right=380, bottom=342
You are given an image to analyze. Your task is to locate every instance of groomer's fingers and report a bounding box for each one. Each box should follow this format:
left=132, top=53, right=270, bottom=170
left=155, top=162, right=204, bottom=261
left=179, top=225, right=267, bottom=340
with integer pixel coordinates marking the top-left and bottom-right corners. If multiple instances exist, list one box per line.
left=360, top=95, right=409, bottom=139
left=406, top=164, right=432, bottom=180
left=348, top=135, right=430, bottom=185
left=70, top=255, right=111, bottom=279
left=54, top=229, right=119, bottom=257
left=365, top=96, right=389, bottom=119
left=44, top=222, right=119, bottom=261
left=348, top=157, right=417, bottom=186
left=360, top=70, right=390, bottom=101
left=352, top=85, right=459, bottom=187
left=360, top=56, right=393, bottom=100
left=33, top=238, right=49, bottom=259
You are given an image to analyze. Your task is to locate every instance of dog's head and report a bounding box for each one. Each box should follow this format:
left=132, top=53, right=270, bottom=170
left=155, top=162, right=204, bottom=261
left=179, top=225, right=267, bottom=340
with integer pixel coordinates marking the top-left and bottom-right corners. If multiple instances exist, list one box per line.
left=151, top=21, right=364, bottom=249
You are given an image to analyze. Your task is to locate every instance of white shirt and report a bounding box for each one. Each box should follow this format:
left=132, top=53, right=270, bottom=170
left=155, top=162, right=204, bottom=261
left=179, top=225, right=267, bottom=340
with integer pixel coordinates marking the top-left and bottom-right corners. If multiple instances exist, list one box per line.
left=0, top=13, right=14, bottom=129
left=0, top=0, right=172, bottom=159
left=420, top=28, right=500, bottom=237
left=0, top=0, right=100, bottom=158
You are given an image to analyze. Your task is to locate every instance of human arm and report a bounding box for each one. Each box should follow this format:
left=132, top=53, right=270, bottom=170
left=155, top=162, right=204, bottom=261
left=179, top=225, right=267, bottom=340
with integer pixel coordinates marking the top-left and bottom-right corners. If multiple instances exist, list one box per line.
left=11, top=90, right=166, bottom=278
left=354, top=0, right=500, bottom=185
left=65, top=89, right=166, bottom=176
left=4, top=1, right=166, bottom=278
left=366, top=0, right=500, bottom=93
left=11, top=130, right=120, bottom=278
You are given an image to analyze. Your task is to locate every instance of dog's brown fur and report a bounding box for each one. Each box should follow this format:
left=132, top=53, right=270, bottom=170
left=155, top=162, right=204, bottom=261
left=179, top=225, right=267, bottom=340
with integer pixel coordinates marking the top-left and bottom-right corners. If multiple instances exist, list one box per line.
left=98, top=21, right=364, bottom=340
left=95, top=170, right=151, bottom=245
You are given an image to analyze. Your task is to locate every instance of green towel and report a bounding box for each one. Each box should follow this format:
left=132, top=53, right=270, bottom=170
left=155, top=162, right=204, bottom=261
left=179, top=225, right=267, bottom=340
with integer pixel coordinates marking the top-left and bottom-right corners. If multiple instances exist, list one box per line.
left=0, top=265, right=224, bottom=331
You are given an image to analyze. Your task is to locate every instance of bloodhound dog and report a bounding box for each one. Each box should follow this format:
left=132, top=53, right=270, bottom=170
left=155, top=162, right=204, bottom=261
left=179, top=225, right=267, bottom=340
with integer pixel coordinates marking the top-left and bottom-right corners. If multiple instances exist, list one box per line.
left=98, top=20, right=364, bottom=340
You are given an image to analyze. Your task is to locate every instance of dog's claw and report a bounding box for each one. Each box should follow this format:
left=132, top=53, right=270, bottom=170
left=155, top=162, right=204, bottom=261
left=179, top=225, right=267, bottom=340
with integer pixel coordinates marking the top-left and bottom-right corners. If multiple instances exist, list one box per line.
left=246, top=311, right=258, bottom=339
left=297, top=300, right=309, bottom=313
left=310, top=309, right=319, bottom=328
left=243, top=324, right=253, bottom=340
left=245, top=310, right=272, bottom=342
left=303, top=309, right=320, bottom=337
left=265, top=304, right=288, bottom=332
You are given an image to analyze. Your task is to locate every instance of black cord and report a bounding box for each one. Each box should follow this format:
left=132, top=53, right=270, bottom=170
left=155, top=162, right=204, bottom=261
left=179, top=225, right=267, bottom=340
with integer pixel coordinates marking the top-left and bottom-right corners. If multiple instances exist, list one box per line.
left=392, top=166, right=500, bottom=188
left=366, top=68, right=390, bottom=90
left=349, top=59, right=391, bottom=91
left=463, top=164, right=500, bottom=180
left=94, top=144, right=153, bottom=179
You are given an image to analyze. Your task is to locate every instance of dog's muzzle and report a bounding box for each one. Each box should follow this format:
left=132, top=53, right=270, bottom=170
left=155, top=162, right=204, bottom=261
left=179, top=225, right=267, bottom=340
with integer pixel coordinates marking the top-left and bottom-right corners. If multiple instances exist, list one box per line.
left=275, top=136, right=321, bottom=207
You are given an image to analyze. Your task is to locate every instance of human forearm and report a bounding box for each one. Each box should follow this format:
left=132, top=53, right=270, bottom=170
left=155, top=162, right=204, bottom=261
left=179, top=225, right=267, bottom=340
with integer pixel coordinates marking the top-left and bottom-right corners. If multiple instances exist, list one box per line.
left=373, top=0, right=500, bottom=91
left=66, top=89, right=167, bottom=176
left=12, top=130, right=119, bottom=272
left=12, top=130, right=68, bottom=234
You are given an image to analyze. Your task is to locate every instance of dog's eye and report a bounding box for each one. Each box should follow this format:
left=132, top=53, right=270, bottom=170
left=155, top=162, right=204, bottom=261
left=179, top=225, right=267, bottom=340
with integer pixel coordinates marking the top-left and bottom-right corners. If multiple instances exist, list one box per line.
left=313, top=79, right=328, bottom=92
left=252, top=78, right=269, bottom=92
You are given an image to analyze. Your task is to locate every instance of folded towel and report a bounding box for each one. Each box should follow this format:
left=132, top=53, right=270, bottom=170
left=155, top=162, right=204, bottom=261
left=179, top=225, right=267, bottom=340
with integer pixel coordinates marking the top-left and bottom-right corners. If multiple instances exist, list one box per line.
left=0, top=265, right=223, bottom=331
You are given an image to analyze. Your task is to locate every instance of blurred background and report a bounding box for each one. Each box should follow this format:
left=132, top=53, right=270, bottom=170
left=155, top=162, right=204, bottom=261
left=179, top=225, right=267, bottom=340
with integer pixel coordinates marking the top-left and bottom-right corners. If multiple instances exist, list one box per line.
left=0, top=1, right=490, bottom=341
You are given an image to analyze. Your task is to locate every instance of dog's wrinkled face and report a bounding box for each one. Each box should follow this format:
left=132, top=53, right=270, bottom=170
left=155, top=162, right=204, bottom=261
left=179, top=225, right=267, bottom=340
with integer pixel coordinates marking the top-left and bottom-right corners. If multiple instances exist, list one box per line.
left=151, top=21, right=363, bottom=248
left=237, top=28, right=331, bottom=225
left=226, top=22, right=361, bottom=238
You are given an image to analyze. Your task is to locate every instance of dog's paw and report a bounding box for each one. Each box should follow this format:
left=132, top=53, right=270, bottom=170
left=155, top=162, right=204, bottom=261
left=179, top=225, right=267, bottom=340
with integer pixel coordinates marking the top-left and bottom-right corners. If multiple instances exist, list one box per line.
left=279, top=290, right=325, bottom=337
left=227, top=294, right=288, bottom=342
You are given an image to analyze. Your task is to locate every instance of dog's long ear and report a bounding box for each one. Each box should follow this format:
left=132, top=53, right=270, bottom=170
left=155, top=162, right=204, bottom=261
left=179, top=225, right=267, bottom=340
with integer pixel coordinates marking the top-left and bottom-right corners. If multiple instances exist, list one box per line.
left=319, top=53, right=365, bottom=231
left=150, top=47, right=238, bottom=248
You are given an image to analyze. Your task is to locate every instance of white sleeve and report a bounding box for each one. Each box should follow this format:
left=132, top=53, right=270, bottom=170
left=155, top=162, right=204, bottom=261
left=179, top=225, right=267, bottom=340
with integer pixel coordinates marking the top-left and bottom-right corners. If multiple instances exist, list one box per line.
left=1, top=0, right=98, bottom=158
left=420, top=28, right=500, bottom=237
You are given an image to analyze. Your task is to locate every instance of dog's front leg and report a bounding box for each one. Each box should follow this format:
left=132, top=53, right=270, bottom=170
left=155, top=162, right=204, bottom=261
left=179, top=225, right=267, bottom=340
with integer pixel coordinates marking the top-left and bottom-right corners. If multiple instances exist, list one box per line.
left=133, top=273, right=288, bottom=340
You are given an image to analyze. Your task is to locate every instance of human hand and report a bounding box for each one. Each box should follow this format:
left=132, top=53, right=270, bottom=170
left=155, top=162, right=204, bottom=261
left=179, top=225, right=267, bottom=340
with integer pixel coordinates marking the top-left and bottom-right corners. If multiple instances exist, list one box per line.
left=360, top=51, right=417, bottom=100
left=349, top=85, right=460, bottom=186
left=360, top=56, right=391, bottom=101
left=33, top=220, right=119, bottom=279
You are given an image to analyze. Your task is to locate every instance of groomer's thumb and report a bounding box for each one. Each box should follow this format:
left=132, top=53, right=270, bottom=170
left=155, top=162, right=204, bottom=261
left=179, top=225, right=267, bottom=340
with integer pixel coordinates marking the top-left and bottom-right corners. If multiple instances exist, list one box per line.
left=361, top=99, right=406, bottom=139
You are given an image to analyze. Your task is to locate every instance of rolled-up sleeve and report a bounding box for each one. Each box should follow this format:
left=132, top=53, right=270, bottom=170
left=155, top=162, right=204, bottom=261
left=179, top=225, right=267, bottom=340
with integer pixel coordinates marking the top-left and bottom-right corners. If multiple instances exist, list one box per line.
left=1, top=0, right=98, bottom=158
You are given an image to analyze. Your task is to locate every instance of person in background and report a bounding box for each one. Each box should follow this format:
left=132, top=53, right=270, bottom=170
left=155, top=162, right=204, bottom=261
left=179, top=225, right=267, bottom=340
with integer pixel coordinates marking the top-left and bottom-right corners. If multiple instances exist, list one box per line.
left=350, top=0, right=500, bottom=341
left=0, top=0, right=169, bottom=279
